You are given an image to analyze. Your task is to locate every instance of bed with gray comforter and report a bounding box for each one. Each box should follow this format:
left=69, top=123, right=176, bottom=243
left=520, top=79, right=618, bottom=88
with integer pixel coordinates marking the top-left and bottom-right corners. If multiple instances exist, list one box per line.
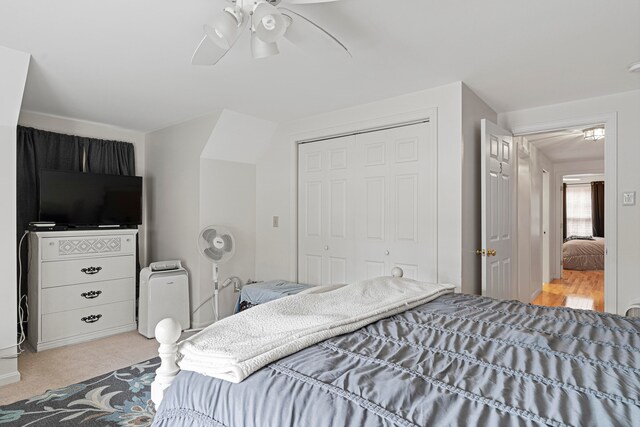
left=563, top=237, right=605, bottom=270
left=152, top=293, right=640, bottom=426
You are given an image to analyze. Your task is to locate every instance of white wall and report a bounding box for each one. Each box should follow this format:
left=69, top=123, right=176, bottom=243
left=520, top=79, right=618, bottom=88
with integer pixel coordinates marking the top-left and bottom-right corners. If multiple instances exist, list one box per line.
left=201, top=110, right=277, bottom=164
left=516, top=137, right=532, bottom=301
left=145, top=110, right=266, bottom=327
left=515, top=138, right=552, bottom=302
left=256, top=81, right=491, bottom=292
left=145, top=112, right=221, bottom=327
left=198, top=159, right=256, bottom=323
left=461, top=84, right=498, bottom=294
left=17, top=111, right=148, bottom=263
left=0, top=45, right=29, bottom=386
left=531, top=144, right=553, bottom=299
left=514, top=137, right=553, bottom=303
left=499, top=89, right=640, bottom=314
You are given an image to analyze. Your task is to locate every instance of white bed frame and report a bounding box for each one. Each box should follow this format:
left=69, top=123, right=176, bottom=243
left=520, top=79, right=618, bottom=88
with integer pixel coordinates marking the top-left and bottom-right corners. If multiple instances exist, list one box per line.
left=150, top=267, right=405, bottom=406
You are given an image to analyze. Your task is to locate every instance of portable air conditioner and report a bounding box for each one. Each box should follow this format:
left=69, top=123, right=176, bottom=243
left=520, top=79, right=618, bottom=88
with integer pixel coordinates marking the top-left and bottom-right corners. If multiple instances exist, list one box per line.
left=138, top=260, right=190, bottom=338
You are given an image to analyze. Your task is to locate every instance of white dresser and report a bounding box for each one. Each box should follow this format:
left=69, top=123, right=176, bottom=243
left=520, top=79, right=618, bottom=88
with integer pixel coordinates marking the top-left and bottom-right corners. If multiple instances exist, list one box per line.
left=28, top=229, right=138, bottom=351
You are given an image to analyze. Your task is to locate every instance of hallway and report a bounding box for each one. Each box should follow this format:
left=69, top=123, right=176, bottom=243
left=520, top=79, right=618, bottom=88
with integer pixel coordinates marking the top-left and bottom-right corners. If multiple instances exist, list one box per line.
left=532, top=269, right=604, bottom=312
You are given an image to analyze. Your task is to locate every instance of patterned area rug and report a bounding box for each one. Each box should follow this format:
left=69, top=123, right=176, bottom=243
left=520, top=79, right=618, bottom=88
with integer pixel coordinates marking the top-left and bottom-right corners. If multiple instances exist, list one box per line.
left=0, top=358, right=159, bottom=426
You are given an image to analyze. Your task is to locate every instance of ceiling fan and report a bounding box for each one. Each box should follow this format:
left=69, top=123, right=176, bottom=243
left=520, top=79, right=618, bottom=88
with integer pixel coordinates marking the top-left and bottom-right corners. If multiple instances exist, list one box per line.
left=192, top=0, right=350, bottom=66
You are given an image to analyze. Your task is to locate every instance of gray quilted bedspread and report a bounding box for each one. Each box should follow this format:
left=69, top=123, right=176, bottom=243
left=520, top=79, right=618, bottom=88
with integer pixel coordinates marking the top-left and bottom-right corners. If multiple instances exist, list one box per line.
left=152, top=294, right=640, bottom=427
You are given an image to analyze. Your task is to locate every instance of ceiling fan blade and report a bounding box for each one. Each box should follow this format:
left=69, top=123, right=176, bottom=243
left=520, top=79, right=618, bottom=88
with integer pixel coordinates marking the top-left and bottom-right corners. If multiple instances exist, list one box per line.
left=280, top=0, right=343, bottom=4
left=192, top=17, right=248, bottom=66
left=191, top=35, right=228, bottom=66
left=280, top=8, right=351, bottom=57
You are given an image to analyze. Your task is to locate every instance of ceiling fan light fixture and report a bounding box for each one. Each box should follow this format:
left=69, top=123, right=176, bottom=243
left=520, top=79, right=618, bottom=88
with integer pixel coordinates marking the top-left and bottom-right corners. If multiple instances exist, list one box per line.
left=251, top=31, right=280, bottom=59
left=583, top=126, right=605, bottom=141
left=192, top=0, right=350, bottom=66
left=205, top=7, right=244, bottom=50
left=253, top=1, right=288, bottom=43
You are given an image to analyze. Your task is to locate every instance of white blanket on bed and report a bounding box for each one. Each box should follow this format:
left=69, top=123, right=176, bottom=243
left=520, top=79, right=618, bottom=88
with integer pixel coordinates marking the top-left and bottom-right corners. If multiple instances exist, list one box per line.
left=177, top=276, right=454, bottom=383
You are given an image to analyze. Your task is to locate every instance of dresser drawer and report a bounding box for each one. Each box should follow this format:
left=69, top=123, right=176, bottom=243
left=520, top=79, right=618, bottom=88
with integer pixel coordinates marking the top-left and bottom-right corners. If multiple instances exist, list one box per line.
left=41, top=278, right=134, bottom=314
left=41, top=234, right=136, bottom=261
left=41, top=256, right=134, bottom=288
left=41, top=300, right=134, bottom=343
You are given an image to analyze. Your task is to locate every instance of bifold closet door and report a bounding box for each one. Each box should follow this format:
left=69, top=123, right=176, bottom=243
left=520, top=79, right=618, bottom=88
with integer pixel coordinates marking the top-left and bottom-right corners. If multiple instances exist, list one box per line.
left=298, top=136, right=356, bottom=286
left=298, top=121, right=437, bottom=286
left=354, top=122, right=436, bottom=282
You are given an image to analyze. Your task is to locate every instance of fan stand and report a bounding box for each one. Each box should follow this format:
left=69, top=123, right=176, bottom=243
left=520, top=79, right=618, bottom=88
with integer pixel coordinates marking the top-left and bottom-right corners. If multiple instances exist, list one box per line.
left=212, top=263, right=238, bottom=323
left=213, top=263, right=220, bottom=323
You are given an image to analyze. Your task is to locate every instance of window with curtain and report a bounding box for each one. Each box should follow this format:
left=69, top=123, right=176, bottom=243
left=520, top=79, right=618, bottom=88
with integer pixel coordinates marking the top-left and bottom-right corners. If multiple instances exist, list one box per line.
left=565, top=184, right=593, bottom=237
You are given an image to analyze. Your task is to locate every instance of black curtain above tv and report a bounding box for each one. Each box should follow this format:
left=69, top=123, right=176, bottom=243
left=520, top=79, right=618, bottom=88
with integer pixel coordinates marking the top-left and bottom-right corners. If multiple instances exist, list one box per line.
left=86, top=139, right=135, bottom=176
left=16, top=126, right=137, bottom=330
left=591, top=181, right=605, bottom=237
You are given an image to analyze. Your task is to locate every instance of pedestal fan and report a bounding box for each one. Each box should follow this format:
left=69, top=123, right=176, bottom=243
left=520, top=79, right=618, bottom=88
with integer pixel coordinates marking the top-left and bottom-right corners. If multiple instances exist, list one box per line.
left=198, top=225, right=236, bottom=322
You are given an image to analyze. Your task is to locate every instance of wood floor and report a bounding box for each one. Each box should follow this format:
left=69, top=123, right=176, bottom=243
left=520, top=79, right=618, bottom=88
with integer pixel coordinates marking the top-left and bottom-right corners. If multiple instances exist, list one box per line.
left=532, top=269, right=604, bottom=312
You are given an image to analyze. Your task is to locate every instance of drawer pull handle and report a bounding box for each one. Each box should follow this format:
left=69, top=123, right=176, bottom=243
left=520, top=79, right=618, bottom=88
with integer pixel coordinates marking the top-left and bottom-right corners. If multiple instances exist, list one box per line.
left=80, top=290, right=102, bottom=299
left=81, top=314, right=102, bottom=324
left=81, top=266, right=102, bottom=275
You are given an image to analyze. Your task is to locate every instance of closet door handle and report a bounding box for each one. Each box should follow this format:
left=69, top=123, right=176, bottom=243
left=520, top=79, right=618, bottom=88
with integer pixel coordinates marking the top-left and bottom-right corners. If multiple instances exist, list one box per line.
left=81, top=266, right=102, bottom=275
left=324, top=246, right=329, bottom=251
left=81, top=290, right=102, bottom=299
left=81, top=314, right=102, bottom=324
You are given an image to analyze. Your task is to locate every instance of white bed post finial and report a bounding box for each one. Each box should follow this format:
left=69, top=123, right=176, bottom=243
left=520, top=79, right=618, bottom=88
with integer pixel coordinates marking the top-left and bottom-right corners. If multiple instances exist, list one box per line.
left=391, top=267, right=404, bottom=278
left=151, top=318, right=182, bottom=407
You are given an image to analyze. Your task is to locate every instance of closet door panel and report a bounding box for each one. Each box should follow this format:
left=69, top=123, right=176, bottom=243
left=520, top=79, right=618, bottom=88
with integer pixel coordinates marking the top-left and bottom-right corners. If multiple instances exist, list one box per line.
left=395, top=174, right=418, bottom=242
left=365, top=177, right=386, bottom=240
left=304, top=181, right=323, bottom=238
left=298, top=136, right=356, bottom=285
left=356, top=122, right=437, bottom=283
left=299, top=121, right=436, bottom=285
left=329, top=180, right=347, bottom=239
left=387, top=123, right=437, bottom=282
left=355, top=132, right=390, bottom=280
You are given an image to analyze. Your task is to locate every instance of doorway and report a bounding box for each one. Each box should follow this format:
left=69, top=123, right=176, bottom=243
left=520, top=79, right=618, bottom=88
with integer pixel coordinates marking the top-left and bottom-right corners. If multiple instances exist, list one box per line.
left=514, top=122, right=611, bottom=312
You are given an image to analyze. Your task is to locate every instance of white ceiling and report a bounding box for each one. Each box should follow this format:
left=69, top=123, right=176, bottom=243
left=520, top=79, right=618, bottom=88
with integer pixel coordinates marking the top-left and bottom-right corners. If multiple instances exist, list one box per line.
left=563, top=174, right=604, bottom=184
left=527, top=129, right=605, bottom=163
left=1, top=0, right=639, bottom=132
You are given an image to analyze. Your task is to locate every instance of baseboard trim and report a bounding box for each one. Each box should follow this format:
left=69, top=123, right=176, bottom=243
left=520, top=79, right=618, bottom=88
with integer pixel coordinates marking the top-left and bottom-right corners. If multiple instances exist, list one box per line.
left=530, top=289, right=541, bottom=303
left=0, top=370, right=21, bottom=387
left=34, top=323, right=137, bottom=352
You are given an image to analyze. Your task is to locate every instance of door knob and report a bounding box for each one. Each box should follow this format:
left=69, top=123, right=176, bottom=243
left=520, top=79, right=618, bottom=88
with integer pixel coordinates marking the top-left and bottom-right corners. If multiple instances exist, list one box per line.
left=324, top=245, right=329, bottom=251
left=475, top=249, right=486, bottom=256
left=487, top=249, right=497, bottom=257
left=385, top=250, right=390, bottom=256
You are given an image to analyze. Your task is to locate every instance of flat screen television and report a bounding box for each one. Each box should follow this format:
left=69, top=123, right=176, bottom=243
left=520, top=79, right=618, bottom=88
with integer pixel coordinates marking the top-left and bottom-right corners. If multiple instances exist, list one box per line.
left=39, top=170, right=143, bottom=226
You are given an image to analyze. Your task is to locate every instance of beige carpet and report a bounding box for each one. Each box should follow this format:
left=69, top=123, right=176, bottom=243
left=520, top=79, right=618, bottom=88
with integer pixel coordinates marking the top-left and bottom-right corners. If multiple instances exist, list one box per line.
left=0, top=331, right=159, bottom=406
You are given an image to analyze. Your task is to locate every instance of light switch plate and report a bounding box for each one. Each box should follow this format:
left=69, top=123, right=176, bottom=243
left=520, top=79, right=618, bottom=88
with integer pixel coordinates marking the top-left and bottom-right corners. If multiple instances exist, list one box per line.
left=623, top=191, right=636, bottom=206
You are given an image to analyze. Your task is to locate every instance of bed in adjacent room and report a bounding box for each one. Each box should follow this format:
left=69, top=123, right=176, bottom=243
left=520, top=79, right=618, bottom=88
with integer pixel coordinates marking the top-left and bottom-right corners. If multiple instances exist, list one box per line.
left=563, top=236, right=605, bottom=270
left=151, top=269, right=639, bottom=427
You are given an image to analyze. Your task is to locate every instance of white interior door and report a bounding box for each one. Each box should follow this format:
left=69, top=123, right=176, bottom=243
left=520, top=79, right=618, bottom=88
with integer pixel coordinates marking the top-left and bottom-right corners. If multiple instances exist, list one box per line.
left=298, top=136, right=355, bottom=285
left=354, top=122, right=436, bottom=282
left=481, top=119, right=516, bottom=299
